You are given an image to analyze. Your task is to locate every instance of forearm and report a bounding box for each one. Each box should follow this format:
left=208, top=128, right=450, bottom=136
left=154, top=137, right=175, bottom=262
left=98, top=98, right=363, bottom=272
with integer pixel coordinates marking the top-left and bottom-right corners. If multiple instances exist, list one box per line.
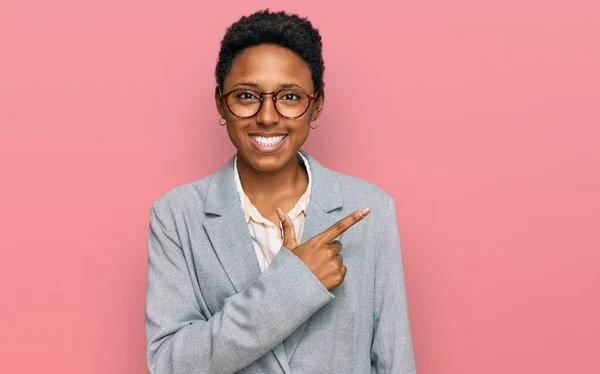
left=146, top=220, right=333, bottom=374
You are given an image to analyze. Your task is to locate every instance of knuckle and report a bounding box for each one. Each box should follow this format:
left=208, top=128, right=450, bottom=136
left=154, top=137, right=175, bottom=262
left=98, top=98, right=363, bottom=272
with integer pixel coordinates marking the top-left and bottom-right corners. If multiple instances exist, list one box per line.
left=333, top=220, right=346, bottom=234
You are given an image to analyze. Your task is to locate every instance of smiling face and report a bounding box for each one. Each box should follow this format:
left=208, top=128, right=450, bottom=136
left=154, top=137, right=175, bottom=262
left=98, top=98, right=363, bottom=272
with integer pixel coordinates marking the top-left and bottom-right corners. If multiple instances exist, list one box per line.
left=215, top=43, right=324, bottom=174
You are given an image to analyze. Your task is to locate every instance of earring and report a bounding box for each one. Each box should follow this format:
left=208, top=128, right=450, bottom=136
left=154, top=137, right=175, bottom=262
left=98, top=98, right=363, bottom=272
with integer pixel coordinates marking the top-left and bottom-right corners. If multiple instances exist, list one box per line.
left=310, top=119, right=319, bottom=129
left=219, top=117, right=226, bottom=126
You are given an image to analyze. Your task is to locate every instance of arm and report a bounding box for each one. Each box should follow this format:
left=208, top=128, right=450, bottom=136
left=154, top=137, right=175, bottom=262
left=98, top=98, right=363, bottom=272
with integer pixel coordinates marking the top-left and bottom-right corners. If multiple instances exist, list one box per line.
left=371, top=197, right=417, bottom=374
left=145, top=202, right=334, bottom=374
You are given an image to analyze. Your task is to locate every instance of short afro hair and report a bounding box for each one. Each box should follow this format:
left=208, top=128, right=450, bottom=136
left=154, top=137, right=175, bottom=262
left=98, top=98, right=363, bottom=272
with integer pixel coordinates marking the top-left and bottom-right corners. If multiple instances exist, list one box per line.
left=215, top=9, right=325, bottom=94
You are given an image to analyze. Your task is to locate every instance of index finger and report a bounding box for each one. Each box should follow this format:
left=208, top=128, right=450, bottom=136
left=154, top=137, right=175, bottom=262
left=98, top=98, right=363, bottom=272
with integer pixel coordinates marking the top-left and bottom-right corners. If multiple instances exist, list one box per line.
left=317, top=207, right=370, bottom=244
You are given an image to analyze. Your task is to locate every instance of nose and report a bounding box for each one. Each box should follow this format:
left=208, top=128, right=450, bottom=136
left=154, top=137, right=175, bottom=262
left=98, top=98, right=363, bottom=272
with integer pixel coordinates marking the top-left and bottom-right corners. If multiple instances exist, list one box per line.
left=256, top=93, right=279, bottom=126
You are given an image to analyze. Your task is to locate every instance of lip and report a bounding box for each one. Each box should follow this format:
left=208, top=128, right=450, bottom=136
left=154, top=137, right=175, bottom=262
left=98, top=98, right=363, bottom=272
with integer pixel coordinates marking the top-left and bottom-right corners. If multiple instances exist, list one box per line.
left=248, top=132, right=289, bottom=136
left=248, top=134, right=288, bottom=154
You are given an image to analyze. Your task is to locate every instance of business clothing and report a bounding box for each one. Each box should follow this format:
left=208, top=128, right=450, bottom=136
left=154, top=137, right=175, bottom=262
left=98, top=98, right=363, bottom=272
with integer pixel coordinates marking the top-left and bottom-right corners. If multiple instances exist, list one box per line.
left=145, top=150, right=416, bottom=373
left=233, top=151, right=312, bottom=272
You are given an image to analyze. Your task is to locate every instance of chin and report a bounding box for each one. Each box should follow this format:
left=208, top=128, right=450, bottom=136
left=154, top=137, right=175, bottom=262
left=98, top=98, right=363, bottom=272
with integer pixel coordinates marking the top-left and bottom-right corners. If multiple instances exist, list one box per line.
left=241, top=149, right=294, bottom=172
left=248, top=154, right=287, bottom=171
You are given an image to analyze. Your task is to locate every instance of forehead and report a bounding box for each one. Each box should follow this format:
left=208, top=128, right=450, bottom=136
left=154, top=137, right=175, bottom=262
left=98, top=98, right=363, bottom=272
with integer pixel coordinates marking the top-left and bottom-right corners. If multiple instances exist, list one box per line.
left=223, top=44, right=314, bottom=92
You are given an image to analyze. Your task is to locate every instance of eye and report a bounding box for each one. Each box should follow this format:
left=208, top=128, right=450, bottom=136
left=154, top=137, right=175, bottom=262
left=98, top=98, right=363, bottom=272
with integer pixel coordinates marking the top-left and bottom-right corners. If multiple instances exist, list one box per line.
left=279, top=92, right=301, bottom=101
left=236, top=91, right=259, bottom=100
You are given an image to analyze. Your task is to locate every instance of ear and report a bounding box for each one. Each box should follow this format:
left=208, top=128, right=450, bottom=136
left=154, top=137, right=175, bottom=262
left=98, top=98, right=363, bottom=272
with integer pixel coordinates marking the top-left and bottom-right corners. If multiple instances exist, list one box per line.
left=310, top=89, right=325, bottom=121
left=214, top=85, right=227, bottom=118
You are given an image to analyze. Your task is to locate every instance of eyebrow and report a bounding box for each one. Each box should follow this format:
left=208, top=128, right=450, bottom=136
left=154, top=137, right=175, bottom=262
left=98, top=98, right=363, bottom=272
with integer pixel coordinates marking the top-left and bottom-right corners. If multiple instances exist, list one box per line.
left=232, top=82, right=259, bottom=88
left=232, top=82, right=308, bottom=91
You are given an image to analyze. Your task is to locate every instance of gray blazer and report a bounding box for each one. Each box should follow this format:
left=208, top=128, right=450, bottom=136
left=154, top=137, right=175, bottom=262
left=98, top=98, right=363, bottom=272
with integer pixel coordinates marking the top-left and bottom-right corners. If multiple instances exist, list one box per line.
left=145, top=150, right=416, bottom=374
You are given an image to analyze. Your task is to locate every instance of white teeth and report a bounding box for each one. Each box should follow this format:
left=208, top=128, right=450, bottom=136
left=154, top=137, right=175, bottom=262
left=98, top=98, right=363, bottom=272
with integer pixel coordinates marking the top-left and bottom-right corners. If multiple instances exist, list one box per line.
left=250, top=135, right=286, bottom=146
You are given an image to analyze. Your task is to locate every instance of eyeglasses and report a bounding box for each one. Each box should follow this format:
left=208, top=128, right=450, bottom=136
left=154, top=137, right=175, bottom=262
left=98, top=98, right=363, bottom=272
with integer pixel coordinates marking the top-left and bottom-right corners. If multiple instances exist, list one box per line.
left=220, top=87, right=317, bottom=119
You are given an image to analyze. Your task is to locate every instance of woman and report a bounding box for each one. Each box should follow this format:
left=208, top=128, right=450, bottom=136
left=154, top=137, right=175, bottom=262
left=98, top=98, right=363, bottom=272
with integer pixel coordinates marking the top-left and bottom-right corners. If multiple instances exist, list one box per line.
left=145, top=9, right=416, bottom=374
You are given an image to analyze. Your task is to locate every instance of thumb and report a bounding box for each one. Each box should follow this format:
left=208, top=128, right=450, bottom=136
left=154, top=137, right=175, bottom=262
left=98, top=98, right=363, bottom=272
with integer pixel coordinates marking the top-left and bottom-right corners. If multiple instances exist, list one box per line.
left=277, top=207, right=299, bottom=251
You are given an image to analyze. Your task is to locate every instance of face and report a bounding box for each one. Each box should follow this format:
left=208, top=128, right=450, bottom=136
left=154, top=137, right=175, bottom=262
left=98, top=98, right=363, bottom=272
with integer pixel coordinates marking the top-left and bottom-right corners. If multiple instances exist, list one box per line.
left=215, top=44, right=324, bottom=173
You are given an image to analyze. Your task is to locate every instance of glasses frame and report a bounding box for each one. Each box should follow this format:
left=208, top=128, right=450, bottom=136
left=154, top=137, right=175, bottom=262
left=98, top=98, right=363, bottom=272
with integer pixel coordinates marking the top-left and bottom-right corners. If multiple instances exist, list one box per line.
left=219, top=87, right=317, bottom=120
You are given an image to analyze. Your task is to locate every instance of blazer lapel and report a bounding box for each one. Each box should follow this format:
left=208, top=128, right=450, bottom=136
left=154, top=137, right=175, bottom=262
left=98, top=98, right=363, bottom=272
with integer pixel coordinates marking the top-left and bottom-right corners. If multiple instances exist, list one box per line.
left=202, top=155, right=291, bottom=373
left=203, top=155, right=262, bottom=293
left=283, top=150, right=344, bottom=362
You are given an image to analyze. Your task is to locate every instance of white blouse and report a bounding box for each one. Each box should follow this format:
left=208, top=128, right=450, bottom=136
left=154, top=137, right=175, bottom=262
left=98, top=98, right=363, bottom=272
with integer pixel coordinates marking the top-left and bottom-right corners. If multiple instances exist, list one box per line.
left=233, top=151, right=312, bottom=272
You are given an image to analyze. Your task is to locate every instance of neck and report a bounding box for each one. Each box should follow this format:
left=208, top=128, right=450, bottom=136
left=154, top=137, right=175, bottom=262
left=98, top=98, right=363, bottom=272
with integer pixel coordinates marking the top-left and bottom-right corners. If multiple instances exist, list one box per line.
left=236, top=152, right=307, bottom=201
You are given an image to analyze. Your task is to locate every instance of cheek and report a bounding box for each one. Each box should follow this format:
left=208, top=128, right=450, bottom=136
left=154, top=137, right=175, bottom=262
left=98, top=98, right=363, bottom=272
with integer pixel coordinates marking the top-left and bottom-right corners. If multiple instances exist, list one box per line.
left=225, top=122, right=244, bottom=143
left=289, top=122, right=310, bottom=143
left=292, top=119, right=311, bottom=133
left=225, top=118, right=249, bottom=134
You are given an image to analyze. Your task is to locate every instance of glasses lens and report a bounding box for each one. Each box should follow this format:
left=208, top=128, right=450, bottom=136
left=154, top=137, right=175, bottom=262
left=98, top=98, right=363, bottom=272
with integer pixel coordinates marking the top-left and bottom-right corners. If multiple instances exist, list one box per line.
left=275, top=90, right=310, bottom=118
left=226, top=89, right=261, bottom=118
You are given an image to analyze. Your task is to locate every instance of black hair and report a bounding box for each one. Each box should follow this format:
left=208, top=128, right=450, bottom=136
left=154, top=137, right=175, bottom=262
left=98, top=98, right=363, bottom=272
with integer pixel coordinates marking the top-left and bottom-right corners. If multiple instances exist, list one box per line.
left=215, top=9, right=324, bottom=94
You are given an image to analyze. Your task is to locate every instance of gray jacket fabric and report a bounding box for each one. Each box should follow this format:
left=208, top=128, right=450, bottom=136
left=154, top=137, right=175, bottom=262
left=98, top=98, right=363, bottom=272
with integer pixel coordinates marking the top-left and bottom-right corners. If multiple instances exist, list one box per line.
left=145, top=150, right=416, bottom=373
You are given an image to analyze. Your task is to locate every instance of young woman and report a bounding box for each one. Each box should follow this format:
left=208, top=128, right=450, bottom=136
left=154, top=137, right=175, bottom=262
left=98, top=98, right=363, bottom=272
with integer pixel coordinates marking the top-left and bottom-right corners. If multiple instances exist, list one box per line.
left=145, top=9, right=416, bottom=373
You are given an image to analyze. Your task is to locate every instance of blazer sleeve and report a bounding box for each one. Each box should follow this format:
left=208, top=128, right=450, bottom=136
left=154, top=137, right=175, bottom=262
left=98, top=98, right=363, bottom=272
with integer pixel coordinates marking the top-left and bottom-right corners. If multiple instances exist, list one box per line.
left=145, top=202, right=334, bottom=374
left=370, top=196, right=417, bottom=373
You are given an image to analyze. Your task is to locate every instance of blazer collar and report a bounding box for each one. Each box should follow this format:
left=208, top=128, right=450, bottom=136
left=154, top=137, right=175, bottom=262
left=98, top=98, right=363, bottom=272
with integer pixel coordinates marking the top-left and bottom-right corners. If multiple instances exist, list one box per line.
left=205, top=149, right=343, bottom=216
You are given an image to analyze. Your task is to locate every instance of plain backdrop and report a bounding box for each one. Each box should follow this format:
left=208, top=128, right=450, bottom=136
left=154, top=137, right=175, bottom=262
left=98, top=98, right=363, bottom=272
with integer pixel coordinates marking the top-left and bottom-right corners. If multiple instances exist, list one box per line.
left=1, top=0, right=599, bottom=373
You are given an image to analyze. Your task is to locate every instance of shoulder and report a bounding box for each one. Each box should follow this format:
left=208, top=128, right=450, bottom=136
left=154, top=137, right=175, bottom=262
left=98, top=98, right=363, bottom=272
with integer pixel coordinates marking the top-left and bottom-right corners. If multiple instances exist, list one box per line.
left=149, top=172, right=214, bottom=216
left=305, top=152, right=393, bottom=203
left=320, top=163, right=396, bottom=215
left=336, top=170, right=392, bottom=202
left=321, top=167, right=401, bottom=248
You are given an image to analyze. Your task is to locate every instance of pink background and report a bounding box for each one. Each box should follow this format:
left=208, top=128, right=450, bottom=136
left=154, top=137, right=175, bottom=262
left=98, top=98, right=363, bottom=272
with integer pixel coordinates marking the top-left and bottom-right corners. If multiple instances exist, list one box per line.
left=1, top=0, right=599, bottom=373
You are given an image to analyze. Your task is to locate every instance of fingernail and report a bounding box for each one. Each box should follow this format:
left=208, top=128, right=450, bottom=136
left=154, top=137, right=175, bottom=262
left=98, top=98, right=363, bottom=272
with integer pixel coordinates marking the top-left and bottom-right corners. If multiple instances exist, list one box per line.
left=360, top=207, right=370, bottom=216
left=276, top=207, right=284, bottom=221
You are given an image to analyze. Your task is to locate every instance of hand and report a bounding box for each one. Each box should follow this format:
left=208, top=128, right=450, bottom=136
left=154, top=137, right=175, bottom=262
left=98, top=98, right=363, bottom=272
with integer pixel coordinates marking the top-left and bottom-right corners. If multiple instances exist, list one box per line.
left=276, top=207, right=371, bottom=291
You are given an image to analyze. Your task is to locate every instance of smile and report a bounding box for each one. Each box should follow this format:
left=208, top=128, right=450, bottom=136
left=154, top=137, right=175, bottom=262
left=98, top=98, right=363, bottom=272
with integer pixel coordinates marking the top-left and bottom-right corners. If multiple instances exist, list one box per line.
left=249, top=134, right=287, bottom=146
